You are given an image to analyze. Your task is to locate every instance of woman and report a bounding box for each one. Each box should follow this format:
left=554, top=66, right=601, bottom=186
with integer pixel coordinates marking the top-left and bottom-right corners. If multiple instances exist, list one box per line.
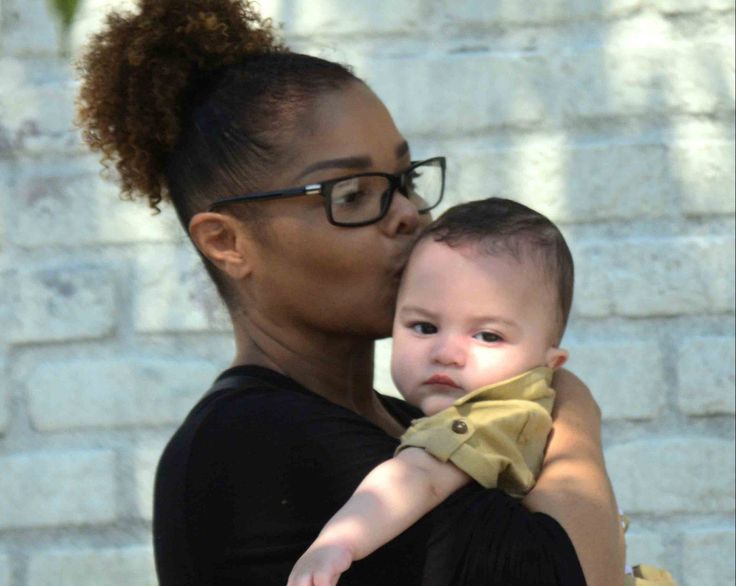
left=77, top=1, right=623, bottom=584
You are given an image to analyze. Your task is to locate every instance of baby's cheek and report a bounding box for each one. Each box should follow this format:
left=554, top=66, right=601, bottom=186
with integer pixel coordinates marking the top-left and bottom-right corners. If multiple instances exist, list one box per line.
left=390, top=358, right=412, bottom=397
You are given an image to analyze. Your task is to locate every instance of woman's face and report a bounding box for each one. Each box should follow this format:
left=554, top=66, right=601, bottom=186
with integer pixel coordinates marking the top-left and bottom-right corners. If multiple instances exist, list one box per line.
left=243, top=82, right=427, bottom=339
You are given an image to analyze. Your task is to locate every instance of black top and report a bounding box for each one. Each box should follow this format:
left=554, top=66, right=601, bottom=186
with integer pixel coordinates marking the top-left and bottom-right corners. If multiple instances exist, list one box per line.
left=153, top=365, right=586, bottom=585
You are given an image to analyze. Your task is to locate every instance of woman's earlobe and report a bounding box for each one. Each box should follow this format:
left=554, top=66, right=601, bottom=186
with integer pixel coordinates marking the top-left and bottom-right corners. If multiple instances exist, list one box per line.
left=189, top=212, right=253, bottom=280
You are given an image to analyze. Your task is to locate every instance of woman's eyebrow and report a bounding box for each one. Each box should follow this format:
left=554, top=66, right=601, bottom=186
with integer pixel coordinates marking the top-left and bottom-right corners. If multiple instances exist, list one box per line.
left=295, top=142, right=410, bottom=180
left=295, top=156, right=373, bottom=180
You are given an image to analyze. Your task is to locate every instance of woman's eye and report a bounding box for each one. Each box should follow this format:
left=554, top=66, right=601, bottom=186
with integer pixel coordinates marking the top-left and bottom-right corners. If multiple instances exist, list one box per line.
left=333, top=190, right=366, bottom=206
left=474, top=332, right=502, bottom=343
left=332, top=178, right=370, bottom=207
left=410, top=322, right=437, bottom=335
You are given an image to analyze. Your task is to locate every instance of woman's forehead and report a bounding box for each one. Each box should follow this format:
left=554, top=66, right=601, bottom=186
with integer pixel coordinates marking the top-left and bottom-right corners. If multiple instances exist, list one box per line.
left=286, top=83, right=410, bottom=181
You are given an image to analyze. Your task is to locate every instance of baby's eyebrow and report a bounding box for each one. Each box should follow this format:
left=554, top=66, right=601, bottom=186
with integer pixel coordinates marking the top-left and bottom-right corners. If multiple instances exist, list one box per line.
left=474, top=316, right=519, bottom=330
left=397, top=305, right=436, bottom=318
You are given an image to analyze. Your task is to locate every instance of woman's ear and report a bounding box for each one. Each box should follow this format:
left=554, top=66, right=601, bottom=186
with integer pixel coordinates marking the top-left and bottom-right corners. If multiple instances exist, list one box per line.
left=545, top=347, right=569, bottom=370
left=188, top=212, right=254, bottom=280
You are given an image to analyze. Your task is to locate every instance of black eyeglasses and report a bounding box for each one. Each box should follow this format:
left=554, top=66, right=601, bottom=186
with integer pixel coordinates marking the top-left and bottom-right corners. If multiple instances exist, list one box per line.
left=207, top=156, right=446, bottom=227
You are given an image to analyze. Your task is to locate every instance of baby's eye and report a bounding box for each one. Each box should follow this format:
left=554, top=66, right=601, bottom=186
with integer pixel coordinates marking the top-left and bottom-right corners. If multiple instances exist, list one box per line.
left=474, top=331, right=502, bottom=343
left=410, top=322, right=437, bottom=335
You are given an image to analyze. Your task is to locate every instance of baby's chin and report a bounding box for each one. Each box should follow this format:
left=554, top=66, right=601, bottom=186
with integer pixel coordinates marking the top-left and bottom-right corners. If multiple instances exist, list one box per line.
left=420, top=394, right=462, bottom=416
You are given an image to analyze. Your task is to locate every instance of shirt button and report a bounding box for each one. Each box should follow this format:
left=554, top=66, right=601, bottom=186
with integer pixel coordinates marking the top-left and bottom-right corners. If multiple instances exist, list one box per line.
left=451, top=419, right=468, bottom=434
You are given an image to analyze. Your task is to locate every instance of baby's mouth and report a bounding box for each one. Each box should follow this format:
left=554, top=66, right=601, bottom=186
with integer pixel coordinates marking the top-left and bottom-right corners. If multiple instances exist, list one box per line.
left=423, top=374, right=462, bottom=389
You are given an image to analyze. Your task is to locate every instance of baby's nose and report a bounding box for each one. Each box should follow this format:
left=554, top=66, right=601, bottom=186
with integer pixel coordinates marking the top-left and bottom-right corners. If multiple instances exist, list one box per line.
left=431, top=335, right=466, bottom=366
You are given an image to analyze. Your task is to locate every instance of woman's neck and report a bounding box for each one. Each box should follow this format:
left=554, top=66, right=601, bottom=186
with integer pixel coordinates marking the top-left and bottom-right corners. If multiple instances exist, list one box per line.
left=229, top=310, right=402, bottom=434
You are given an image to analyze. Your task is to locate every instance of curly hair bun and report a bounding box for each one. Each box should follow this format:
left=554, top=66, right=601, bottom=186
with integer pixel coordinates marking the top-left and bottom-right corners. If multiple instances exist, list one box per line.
left=76, top=0, right=286, bottom=210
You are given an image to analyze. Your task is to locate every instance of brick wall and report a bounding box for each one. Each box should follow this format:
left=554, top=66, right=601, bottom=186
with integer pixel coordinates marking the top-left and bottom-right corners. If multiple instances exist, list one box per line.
left=0, top=0, right=733, bottom=584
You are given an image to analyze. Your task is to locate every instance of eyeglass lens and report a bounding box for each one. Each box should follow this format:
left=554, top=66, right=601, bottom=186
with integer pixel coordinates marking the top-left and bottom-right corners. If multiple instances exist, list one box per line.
left=330, top=160, right=443, bottom=225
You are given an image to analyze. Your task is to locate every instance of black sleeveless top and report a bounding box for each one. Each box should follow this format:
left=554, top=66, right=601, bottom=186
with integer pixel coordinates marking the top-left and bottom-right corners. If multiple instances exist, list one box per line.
left=153, top=365, right=585, bottom=585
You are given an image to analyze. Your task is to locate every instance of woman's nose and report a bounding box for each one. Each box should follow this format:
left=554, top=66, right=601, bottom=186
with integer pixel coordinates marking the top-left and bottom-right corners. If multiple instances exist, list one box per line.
left=431, top=335, right=466, bottom=367
left=379, top=187, right=422, bottom=236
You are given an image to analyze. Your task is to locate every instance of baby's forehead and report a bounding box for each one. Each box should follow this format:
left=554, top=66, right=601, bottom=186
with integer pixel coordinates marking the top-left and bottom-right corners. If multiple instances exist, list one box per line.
left=408, top=237, right=560, bottom=306
left=411, top=236, right=552, bottom=276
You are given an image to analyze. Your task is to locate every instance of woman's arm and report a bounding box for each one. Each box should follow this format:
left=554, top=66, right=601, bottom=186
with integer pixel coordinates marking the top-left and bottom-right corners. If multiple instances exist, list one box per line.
left=523, top=369, right=625, bottom=586
left=287, top=447, right=469, bottom=586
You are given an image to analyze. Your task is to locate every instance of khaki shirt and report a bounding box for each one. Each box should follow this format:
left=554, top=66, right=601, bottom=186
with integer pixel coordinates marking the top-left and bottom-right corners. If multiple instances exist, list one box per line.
left=396, top=367, right=555, bottom=497
left=624, top=565, right=677, bottom=585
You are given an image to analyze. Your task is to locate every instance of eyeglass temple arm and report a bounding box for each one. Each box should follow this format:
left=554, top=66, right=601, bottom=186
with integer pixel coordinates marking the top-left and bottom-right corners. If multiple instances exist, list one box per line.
left=207, top=184, right=323, bottom=211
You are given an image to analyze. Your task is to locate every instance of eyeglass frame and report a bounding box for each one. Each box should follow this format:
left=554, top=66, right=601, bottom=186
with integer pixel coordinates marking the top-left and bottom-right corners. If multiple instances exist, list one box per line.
left=206, top=156, right=446, bottom=227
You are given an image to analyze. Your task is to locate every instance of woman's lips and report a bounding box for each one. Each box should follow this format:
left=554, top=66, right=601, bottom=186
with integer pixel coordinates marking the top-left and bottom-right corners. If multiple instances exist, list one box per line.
left=423, top=374, right=462, bottom=388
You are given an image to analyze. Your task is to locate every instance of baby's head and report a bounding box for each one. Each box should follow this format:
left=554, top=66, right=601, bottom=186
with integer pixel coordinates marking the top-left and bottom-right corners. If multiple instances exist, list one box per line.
left=391, top=197, right=574, bottom=415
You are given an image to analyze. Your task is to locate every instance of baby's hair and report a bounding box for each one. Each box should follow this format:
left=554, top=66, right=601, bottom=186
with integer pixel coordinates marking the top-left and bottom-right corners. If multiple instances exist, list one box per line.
left=76, top=0, right=360, bottom=305
left=420, top=198, right=574, bottom=343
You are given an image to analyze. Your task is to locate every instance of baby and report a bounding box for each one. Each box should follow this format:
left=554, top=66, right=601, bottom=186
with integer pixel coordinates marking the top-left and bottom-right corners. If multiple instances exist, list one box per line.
left=288, top=197, right=573, bottom=586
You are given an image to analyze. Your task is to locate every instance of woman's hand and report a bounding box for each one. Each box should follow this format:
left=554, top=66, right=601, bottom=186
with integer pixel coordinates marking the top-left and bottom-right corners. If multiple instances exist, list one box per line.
left=524, top=368, right=626, bottom=586
left=287, top=542, right=353, bottom=586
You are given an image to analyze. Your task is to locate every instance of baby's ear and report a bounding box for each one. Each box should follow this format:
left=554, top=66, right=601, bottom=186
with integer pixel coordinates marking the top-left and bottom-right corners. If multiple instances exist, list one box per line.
left=545, top=347, right=569, bottom=369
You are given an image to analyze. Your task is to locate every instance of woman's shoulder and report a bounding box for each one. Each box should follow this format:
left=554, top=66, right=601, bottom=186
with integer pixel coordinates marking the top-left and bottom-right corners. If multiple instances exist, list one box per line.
left=169, top=365, right=407, bottom=455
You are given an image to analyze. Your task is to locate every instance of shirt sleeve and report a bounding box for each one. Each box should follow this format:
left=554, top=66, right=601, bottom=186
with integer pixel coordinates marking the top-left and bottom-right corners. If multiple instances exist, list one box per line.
left=396, top=368, right=555, bottom=496
left=423, top=485, right=586, bottom=586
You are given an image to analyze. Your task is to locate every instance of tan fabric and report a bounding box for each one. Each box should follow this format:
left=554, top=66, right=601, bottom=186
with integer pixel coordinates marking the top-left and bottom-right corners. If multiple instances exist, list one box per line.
left=624, top=565, right=678, bottom=585
left=622, top=516, right=678, bottom=584
left=396, top=367, right=554, bottom=497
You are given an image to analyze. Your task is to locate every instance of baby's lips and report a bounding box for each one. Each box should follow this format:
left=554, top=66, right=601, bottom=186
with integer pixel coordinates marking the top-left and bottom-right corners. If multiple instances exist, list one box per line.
left=423, top=373, right=462, bottom=388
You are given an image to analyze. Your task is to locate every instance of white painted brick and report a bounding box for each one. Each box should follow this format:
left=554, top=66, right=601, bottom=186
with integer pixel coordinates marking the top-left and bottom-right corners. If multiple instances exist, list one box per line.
left=28, top=546, right=156, bottom=586
left=565, top=341, right=666, bottom=420
left=571, top=236, right=722, bottom=320
left=27, top=358, right=214, bottom=431
left=677, top=336, right=735, bottom=415
left=0, top=353, right=8, bottom=435
left=0, top=450, right=116, bottom=529
left=375, top=337, right=399, bottom=396
left=0, top=58, right=26, bottom=151
left=134, top=446, right=163, bottom=521
left=0, top=61, right=79, bottom=154
left=569, top=242, right=615, bottom=318
left=681, top=529, right=736, bottom=586
left=562, top=44, right=735, bottom=119
left=654, top=0, right=736, bottom=13
left=258, top=0, right=425, bottom=36
left=68, top=0, right=137, bottom=57
left=440, top=0, right=643, bottom=26
left=625, top=532, right=669, bottom=571
left=365, top=53, right=550, bottom=136
left=11, top=166, right=181, bottom=247
left=608, top=237, right=734, bottom=317
left=453, top=142, right=677, bottom=223
left=0, top=553, right=9, bottom=586
left=133, top=246, right=230, bottom=334
left=7, top=264, right=116, bottom=343
left=1, top=0, right=60, bottom=55
left=670, top=141, right=736, bottom=216
left=606, top=437, right=735, bottom=514
left=0, top=165, right=8, bottom=241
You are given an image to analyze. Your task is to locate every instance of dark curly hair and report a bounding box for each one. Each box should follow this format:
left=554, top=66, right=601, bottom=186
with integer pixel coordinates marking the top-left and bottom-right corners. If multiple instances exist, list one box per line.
left=420, top=197, right=574, bottom=344
left=76, top=0, right=360, bottom=304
